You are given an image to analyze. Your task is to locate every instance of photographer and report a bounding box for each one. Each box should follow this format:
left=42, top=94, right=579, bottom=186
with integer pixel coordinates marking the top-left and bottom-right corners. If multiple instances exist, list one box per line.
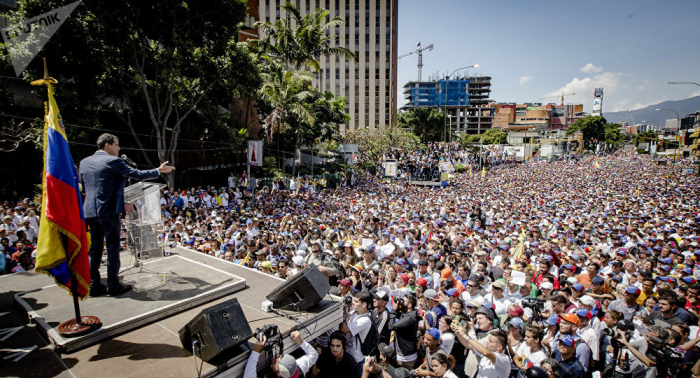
left=616, top=324, right=686, bottom=378
left=388, top=294, right=419, bottom=369
left=244, top=330, right=318, bottom=378
left=339, top=292, right=374, bottom=372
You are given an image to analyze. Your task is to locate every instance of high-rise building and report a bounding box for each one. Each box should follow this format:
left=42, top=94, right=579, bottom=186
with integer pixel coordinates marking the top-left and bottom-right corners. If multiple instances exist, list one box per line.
left=402, top=75, right=494, bottom=135
left=256, top=0, right=399, bottom=132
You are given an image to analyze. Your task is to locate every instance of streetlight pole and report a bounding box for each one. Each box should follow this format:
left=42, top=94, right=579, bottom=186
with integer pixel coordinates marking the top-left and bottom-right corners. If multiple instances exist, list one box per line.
left=656, top=108, right=681, bottom=166
left=668, top=81, right=700, bottom=175
left=443, top=64, right=481, bottom=145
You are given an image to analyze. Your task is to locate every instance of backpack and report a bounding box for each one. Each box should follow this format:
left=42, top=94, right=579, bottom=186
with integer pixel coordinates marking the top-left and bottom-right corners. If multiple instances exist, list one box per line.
left=355, top=313, right=380, bottom=356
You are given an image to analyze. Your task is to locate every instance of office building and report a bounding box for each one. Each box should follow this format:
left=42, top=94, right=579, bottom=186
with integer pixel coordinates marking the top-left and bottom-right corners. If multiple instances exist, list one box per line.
left=257, top=0, right=399, bottom=132
left=402, top=75, right=494, bottom=135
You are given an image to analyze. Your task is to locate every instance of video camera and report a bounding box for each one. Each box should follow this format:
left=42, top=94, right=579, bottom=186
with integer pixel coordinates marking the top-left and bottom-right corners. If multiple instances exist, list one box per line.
left=647, top=336, right=684, bottom=378
left=521, top=297, right=546, bottom=311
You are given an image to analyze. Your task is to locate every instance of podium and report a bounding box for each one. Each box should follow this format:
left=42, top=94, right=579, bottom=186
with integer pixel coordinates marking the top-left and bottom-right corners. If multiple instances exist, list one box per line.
left=122, top=181, right=168, bottom=291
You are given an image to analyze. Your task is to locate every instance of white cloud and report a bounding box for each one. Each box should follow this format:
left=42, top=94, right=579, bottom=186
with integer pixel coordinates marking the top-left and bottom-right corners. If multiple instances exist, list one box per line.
left=637, top=79, right=650, bottom=91
left=545, top=72, right=624, bottom=108
left=519, top=76, right=532, bottom=86
left=580, top=63, right=603, bottom=73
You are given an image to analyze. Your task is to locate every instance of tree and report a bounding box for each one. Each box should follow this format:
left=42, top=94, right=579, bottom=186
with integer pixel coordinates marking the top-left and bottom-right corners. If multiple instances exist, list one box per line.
left=566, top=116, right=608, bottom=150
left=397, top=108, right=444, bottom=142
left=2, top=0, right=261, bottom=187
left=252, top=2, right=357, bottom=71
left=341, top=124, right=422, bottom=169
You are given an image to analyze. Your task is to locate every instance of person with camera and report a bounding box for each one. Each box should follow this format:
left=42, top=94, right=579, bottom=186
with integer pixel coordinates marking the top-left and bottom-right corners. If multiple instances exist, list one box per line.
left=244, top=330, right=318, bottom=378
left=311, top=330, right=360, bottom=378
left=339, top=291, right=374, bottom=374
left=388, top=294, right=419, bottom=369
left=305, top=240, right=338, bottom=283
left=451, top=321, right=512, bottom=378
left=614, top=324, right=684, bottom=378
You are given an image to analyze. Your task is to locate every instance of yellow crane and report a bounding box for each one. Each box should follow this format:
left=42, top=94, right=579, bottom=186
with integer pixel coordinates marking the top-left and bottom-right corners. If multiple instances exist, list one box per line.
left=540, top=92, right=575, bottom=106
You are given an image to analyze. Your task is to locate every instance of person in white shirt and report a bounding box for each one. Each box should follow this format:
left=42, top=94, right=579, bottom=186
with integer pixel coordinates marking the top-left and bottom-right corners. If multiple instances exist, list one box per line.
left=574, top=308, right=600, bottom=363
left=243, top=330, right=317, bottom=378
left=24, top=210, right=40, bottom=231
left=339, top=291, right=373, bottom=372
left=461, top=279, right=485, bottom=305
left=512, top=325, right=548, bottom=369
left=452, top=325, right=511, bottom=378
left=1, top=215, right=18, bottom=244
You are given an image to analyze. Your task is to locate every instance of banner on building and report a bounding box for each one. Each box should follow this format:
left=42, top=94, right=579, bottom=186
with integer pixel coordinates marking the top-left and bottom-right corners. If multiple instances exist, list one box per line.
left=247, top=140, right=262, bottom=166
left=592, top=88, right=603, bottom=116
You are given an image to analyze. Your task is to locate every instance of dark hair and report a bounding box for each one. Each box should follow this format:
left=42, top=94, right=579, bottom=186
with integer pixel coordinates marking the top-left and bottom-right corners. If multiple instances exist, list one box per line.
left=489, top=329, right=508, bottom=352
left=542, top=358, right=561, bottom=377
left=404, top=294, right=417, bottom=309
left=673, top=323, right=690, bottom=337
left=667, top=329, right=681, bottom=347
left=354, top=291, right=372, bottom=308
left=525, top=325, right=544, bottom=343
left=430, top=353, right=456, bottom=370
left=550, top=294, right=568, bottom=305
left=329, top=330, right=347, bottom=350
left=97, top=133, right=118, bottom=149
left=606, top=310, right=622, bottom=321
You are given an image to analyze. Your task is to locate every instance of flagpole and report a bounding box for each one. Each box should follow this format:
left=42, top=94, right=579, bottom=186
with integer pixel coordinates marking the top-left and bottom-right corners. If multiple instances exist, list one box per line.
left=39, top=59, right=100, bottom=337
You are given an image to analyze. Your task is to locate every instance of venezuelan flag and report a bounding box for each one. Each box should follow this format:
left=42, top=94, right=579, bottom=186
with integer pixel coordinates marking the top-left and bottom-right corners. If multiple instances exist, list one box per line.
left=33, top=78, right=90, bottom=299
left=594, top=160, right=601, bottom=170
left=239, top=250, right=251, bottom=267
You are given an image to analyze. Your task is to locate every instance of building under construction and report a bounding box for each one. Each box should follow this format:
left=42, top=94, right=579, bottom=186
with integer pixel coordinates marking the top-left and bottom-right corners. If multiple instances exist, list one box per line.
left=402, top=75, right=494, bottom=135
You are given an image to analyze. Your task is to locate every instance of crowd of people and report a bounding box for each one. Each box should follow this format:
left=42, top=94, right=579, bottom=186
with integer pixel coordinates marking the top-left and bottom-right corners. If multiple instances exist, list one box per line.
left=4, top=144, right=700, bottom=378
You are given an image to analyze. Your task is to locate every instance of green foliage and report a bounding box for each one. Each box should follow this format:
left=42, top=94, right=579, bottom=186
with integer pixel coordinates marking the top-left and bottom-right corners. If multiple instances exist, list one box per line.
left=459, top=128, right=508, bottom=146
left=251, top=2, right=357, bottom=71
left=635, top=131, right=658, bottom=146
left=455, top=164, right=466, bottom=173
left=397, top=108, right=444, bottom=142
left=566, top=116, right=608, bottom=150
left=2, top=0, right=261, bottom=187
left=341, top=124, right=423, bottom=165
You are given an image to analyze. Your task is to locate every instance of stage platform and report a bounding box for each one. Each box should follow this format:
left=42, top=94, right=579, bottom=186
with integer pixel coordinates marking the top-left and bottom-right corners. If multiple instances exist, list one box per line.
left=409, top=180, right=442, bottom=187
left=0, top=246, right=343, bottom=378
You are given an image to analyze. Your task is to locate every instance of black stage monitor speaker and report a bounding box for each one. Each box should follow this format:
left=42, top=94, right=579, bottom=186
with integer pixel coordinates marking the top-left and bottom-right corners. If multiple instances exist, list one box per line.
left=266, top=264, right=330, bottom=311
left=179, top=298, right=252, bottom=363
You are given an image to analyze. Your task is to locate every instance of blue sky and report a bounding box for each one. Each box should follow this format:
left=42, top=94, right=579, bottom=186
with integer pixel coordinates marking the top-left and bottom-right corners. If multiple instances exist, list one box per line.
left=397, top=0, right=700, bottom=113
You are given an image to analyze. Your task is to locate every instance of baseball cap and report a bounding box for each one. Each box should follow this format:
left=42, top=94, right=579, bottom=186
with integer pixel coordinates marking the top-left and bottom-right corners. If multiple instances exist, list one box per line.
left=557, top=334, right=576, bottom=347
left=545, top=314, right=560, bottom=326
left=425, top=327, right=441, bottom=343
left=625, top=286, right=641, bottom=296
left=372, top=289, right=389, bottom=302
left=591, top=276, right=605, bottom=285
left=339, top=279, right=352, bottom=287
left=277, top=354, right=298, bottom=378
left=579, top=295, right=595, bottom=306
left=507, top=305, right=524, bottom=317
left=416, top=278, right=428, bottom=287
left=559, top=313, right=580, bottom=326
left=540, top=282, right=554, bottom=290
left=424, top=289, right=443, bottom=302
left=611, top=274, right=623, bottom=282
left=575, top=308, right=593, bottom=319
left=509, top=317, right=524, bottom=329
left=572, top=283, right=585, bottom=292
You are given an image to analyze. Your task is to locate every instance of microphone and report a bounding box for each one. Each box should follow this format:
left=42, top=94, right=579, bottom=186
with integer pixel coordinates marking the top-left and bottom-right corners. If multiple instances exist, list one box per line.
left=121, top=154, right=137, bottom=168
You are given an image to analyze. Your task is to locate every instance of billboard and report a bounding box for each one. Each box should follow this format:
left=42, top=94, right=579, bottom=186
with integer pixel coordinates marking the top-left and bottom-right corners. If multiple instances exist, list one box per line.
left=592, top=88, right=603, bottom=116
left=247, top=140, right=262, bottom=166
left=384, top=159, right=398, bottom=177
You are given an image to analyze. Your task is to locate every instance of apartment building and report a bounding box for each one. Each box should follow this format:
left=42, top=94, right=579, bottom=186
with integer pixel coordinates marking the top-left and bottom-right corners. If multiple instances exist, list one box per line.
left=257, top=0, right=398, bottom=132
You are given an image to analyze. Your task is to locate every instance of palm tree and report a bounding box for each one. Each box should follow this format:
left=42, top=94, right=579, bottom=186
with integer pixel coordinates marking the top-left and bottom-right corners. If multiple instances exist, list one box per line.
left=259, top=61, right=316, bottom=173
left=252, top=2, right=357, bottom=71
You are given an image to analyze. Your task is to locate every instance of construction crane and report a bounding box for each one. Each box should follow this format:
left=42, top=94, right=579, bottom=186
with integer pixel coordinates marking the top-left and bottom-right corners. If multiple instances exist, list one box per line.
left=540, top=92, right=575, bottom=106
left=398, top=43, right=433, bottom=81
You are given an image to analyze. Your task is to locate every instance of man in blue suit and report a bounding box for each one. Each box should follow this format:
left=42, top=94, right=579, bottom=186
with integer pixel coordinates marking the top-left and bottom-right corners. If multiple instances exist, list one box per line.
left=79, top=133, right=174, bottom=297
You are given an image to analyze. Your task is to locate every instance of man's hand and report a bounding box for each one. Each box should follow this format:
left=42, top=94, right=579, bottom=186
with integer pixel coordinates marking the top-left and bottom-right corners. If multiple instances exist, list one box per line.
left=290, top=330, right=303, bottom=346
left=317, top=265, right=328, bottom=273
left=363, top=357, right=375, bottom=373
left=252, top=336, right=266, bottom=353
left=392, top=297, right=400, bottom=311
left=158, top=161, right=175, bottom=173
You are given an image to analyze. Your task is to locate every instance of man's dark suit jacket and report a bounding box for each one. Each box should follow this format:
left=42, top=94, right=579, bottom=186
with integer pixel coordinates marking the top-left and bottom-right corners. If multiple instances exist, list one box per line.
left=79, top=150, right=160, bottom=218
